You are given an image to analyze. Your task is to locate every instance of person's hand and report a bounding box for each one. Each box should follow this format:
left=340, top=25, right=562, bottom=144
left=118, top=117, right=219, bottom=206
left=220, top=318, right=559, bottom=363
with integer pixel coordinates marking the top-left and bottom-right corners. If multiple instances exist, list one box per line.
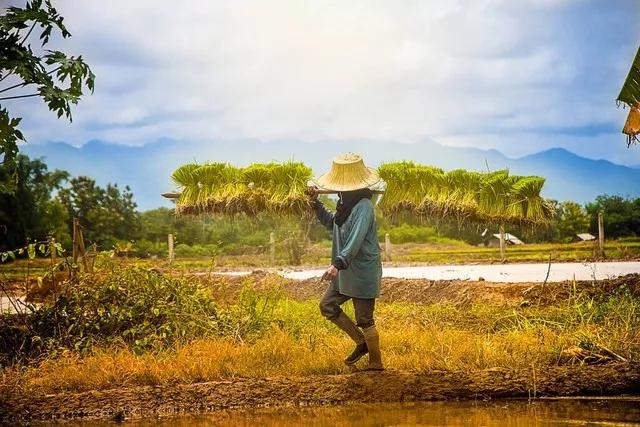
left=322, top=264, right=338, bottom=281
left=306, top=185, right=319, bottom=200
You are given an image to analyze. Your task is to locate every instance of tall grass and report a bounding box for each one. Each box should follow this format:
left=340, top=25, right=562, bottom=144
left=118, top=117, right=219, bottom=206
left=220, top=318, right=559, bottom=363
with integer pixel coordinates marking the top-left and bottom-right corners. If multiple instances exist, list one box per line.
left=3, top=276, right=638, bottom=397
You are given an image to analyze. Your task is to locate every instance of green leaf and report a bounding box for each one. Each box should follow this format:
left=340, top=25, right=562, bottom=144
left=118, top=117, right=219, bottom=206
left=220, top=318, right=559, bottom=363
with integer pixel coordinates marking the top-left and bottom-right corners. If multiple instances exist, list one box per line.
left=618, top=46, right=640, bottom=107
left=27, top=243, right=36, bottom=259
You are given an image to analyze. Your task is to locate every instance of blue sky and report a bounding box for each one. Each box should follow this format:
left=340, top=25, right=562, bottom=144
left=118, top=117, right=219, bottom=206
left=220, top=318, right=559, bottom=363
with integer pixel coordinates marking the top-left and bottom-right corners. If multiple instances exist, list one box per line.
left=10, top=0, right=640, bottom=165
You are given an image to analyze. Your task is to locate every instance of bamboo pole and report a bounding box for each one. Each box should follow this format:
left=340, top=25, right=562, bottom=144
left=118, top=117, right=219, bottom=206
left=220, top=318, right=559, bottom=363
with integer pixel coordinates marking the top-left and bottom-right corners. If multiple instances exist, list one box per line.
left=161, top=189, right=385, bottom=199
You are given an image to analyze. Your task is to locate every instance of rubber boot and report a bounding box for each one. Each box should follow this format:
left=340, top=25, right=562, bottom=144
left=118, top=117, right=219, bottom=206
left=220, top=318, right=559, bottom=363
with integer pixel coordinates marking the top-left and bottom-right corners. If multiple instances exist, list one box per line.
left=331, top=312, right=368, bottom=365
left=363, top=325, right=384, bottom=371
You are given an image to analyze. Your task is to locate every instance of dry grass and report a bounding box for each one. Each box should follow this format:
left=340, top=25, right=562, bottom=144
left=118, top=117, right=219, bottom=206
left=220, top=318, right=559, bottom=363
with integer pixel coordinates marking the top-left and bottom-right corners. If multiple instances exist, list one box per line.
left=6, top=292, right=639, bottom=397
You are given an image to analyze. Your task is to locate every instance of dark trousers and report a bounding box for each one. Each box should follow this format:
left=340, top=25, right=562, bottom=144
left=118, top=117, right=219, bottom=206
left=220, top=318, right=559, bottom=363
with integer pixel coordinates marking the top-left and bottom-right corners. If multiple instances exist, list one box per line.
left=319, top=286, right=376, bottom=328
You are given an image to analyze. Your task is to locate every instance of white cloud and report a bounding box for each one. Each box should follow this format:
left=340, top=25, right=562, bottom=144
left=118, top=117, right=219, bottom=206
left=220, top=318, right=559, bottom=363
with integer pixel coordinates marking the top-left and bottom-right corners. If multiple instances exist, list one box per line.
left=7, top=0, right=640, bottom=164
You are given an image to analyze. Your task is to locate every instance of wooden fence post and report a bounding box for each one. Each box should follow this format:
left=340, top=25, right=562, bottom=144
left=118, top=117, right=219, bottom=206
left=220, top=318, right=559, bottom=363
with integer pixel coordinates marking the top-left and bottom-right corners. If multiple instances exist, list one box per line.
left=598, top=211, right=605, bottom=258
left=499, top=223, right=506, bottom=262
left=269, top=232, right=275, bottom=266
left=72, top=218, right=89, bottom=271
left=385, top=233, right=392, bottom=261
left=168, top=233, right=175, bottom=264
left=72, top=218, right=78, bottom=263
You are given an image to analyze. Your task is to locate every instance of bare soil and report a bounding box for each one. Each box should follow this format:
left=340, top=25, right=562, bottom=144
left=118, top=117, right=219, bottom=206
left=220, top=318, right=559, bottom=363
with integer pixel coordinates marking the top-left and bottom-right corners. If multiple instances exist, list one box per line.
left=203, top=272, right=640, bottom=307
left=2, top=364, right=638, bottom=423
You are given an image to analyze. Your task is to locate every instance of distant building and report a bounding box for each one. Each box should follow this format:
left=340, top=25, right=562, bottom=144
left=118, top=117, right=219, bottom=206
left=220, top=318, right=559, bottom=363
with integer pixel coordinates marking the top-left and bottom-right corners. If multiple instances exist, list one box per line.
left=576, top=233, right=596, bottom=242
left=486, top=233, right=525, bottom=247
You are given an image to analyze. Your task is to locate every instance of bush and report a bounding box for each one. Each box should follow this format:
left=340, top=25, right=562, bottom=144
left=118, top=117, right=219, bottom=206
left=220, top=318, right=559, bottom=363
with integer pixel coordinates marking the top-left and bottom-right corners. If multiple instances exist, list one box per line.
left=0, top=265, right=226, bottom=362
left=379, top=223, right=441, bottom=244
left=130, top=239, right=167, bottom=258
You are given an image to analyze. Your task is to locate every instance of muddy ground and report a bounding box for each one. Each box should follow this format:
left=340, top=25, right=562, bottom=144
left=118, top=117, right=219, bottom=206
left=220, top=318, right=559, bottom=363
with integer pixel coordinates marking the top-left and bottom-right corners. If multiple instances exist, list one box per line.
left=2, top=364, right=639, bottom=424
left=202, top=272, right=640, bottom=307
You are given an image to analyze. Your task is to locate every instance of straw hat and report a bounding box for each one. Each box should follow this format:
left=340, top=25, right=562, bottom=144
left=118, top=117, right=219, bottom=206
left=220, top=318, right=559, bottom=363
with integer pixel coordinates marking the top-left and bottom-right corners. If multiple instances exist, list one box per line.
left=314, top=153, right=380, bottom=192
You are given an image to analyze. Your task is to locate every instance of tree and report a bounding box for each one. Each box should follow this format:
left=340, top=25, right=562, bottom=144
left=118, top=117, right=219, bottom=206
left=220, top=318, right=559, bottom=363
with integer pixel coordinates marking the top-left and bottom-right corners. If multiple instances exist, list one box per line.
left=586, top=195, right=640, bottom=239
left=0, top=154, right=69, bottom=250
left=58, top=177, right=140, bottom=249
left=0, top=1, right=94, bottom=192
left=554, top=201, right=590, bottom=242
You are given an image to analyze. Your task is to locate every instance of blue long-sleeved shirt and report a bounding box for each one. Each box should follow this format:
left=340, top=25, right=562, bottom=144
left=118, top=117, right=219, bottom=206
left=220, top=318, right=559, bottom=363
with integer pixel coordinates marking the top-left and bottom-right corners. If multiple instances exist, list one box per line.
left=313, top=198, right=382, bottom=299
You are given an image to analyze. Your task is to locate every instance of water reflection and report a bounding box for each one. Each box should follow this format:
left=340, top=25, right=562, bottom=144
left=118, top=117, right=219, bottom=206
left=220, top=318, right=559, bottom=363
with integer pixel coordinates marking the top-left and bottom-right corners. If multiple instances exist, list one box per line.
left=84, top=399, right=640, bottom=426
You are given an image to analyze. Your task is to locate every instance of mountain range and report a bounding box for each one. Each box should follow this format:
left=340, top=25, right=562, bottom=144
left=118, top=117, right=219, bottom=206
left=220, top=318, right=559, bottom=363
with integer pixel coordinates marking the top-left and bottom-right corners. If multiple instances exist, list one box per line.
left=22, top=139, right=640, bottom=211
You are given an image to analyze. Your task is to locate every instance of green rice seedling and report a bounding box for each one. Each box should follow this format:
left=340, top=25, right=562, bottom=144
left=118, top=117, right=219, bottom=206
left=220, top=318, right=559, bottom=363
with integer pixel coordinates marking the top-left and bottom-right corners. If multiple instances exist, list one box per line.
left=507, top=176, right=553, bottom=224
left=171, top=161, right=312, bottom=216
left=172, top=160, right=552, bottom=226
left=378, top=163, right=552, bottom=226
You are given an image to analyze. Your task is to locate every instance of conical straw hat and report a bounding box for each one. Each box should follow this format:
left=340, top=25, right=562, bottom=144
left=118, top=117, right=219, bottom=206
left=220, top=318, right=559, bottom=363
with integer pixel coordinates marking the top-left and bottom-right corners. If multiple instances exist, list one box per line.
left=314, top=153, right=380, bottom=192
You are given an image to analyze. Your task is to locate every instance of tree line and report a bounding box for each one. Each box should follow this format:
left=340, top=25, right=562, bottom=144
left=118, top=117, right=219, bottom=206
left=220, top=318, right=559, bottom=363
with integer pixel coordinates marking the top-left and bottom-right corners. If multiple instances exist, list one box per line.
left=1, top=154, right=639, bottom=254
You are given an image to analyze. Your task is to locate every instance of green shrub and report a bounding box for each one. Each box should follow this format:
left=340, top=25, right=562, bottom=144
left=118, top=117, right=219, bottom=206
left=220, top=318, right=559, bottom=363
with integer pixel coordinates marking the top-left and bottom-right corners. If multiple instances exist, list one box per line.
left=0, top=265, right=227, bottom=361
left=378, top=223, right=440, bottom=244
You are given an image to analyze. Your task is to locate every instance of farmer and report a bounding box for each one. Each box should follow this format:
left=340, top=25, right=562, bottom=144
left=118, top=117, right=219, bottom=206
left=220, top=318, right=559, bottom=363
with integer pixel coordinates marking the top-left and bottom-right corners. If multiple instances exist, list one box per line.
left=307, top=153, right=384, bottom=371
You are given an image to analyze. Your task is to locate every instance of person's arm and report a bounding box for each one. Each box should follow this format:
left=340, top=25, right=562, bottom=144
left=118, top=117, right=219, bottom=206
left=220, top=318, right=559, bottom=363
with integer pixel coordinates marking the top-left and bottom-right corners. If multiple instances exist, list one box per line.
left=332, top=201, right=373, bottom=270
left=308, top=186, right=334, bottom=230
left=313, top=199, right=335, bottom=230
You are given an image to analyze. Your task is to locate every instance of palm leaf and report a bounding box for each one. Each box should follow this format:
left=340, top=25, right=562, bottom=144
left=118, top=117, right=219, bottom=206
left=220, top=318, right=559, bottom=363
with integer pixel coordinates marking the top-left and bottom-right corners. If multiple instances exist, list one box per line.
left=617, top=45, right=640, bottom=144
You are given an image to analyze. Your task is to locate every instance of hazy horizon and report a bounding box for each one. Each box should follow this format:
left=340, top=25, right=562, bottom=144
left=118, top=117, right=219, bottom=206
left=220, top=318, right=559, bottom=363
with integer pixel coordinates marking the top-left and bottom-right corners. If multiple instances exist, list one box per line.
left=10, top=0, right=640, bottom=167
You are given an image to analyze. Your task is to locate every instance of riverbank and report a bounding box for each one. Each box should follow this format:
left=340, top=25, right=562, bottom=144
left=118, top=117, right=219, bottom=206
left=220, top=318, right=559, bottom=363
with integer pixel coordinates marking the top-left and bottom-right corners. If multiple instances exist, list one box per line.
left=2, top=364, right=639, bottom=423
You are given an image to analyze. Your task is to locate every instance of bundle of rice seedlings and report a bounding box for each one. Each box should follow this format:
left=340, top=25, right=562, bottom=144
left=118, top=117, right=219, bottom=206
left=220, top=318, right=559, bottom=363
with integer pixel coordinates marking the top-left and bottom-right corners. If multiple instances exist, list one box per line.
left=444, top=169, right=483, bottom=221
left=506, top=176, right=554, bottom=224
left=377, top=162, right=445, bottom=217
left=378, top=163, right=553, bottom=226
left=171, top=161, right=313, bottom=216
left=171, top=159, right=552, bottom=225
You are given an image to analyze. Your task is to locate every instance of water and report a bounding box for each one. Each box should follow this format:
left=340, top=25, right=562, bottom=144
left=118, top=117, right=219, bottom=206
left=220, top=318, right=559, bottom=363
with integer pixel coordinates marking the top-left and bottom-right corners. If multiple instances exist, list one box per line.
left=87, top=399, right=640, bottom=426
left=279, top=261, right=640, bottom=282
left=0, top=295, right=26, bottom=314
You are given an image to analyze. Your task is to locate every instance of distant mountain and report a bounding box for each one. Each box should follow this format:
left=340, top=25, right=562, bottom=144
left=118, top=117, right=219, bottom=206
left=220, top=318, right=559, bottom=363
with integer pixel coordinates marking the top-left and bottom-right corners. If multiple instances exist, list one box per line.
left=22, top=139, right=640, bottom=210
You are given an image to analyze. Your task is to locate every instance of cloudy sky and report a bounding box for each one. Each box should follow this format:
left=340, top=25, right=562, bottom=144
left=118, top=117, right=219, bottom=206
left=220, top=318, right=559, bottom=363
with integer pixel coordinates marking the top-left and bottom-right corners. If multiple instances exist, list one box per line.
left=10, top=0, right=640, bottom=164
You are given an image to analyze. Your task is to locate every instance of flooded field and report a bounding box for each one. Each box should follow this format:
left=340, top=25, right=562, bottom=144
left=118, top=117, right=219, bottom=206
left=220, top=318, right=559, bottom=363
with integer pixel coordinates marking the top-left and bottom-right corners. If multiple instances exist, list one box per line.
left=280, top=261, right=640, bottom=282
left=83, top=399, right=640, bottom=426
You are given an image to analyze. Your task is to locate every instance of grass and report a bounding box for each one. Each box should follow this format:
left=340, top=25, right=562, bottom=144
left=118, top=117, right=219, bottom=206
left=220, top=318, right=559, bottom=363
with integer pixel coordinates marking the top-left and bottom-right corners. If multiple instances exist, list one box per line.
left=3, top=275, right=639, bottom=397
left=2, top=240, right=639, bottom=282
left=393, top=240, right=640, bottom=264
left=131, top=240, right=640, bottom=269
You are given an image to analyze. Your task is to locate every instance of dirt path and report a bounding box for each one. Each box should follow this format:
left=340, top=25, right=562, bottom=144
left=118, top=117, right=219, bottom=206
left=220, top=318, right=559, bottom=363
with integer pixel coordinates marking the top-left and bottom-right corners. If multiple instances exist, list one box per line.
left=2, top=364, right=638, bottom=423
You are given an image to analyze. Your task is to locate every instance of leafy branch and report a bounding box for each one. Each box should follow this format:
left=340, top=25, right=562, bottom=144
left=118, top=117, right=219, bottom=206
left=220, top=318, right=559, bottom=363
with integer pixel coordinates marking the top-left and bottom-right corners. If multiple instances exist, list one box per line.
left=0, top=238, right=65, bottom=263
left=0, top=0, right=95, bottom=192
